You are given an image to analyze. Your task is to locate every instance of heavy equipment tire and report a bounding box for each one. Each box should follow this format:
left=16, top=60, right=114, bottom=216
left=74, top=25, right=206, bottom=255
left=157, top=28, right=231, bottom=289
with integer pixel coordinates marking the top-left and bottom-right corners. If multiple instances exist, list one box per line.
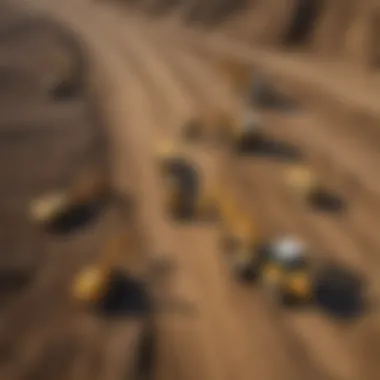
left=314, top=264, right=365, bottom=319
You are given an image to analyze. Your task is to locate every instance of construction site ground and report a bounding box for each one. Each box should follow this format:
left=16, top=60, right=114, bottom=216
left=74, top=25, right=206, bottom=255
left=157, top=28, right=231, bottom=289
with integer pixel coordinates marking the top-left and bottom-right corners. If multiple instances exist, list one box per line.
left=1, top=1, right=380, bottom=380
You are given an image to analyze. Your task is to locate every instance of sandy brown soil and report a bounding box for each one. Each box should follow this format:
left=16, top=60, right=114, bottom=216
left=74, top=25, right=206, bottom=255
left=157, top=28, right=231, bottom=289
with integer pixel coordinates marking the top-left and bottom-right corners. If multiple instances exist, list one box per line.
left=1, top=0, right=380, bottom=379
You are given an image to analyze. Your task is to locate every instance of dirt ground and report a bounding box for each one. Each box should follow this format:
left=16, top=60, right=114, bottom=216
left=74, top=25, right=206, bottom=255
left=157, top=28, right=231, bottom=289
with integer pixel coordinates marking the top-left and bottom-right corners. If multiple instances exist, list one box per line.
left=1, top=0, right=380, bottom=380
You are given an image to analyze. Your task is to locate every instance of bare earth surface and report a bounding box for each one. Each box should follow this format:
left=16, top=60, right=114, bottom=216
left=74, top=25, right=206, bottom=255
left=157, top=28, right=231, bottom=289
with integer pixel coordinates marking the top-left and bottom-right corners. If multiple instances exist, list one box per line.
left=1, top=0, right=380, bottom=379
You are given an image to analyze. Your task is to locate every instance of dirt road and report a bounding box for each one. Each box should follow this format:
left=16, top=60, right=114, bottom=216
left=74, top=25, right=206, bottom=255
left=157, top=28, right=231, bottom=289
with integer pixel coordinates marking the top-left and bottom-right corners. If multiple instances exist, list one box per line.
left=1, top=1, right=380, bottom=379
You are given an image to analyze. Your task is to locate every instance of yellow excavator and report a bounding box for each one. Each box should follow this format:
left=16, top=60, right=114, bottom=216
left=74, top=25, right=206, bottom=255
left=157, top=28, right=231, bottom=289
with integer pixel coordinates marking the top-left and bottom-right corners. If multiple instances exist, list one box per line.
left=155, top=140, right=217, bottom=221
left=283, top=163, right=346, bottom=213
left=29, top=170, right=110, bottom=232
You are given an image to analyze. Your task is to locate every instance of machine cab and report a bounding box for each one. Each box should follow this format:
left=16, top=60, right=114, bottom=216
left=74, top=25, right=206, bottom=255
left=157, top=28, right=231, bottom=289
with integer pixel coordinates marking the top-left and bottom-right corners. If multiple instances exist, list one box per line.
left=266, top=237, right=310, bottom=272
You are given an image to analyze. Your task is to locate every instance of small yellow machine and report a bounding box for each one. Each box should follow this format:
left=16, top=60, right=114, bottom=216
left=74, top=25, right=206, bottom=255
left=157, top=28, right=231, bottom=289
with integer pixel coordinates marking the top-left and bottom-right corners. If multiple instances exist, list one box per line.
left=258, top=238, right=314, bottom=305
left=29, top=171, right=110, bottom=231
left=284, top=163, right=346, bottom=212
left=214, top=183, right=314, bottom=305
left=72, top=230, right=126, bottom=304
left=155, top=141, right=216, bottom=221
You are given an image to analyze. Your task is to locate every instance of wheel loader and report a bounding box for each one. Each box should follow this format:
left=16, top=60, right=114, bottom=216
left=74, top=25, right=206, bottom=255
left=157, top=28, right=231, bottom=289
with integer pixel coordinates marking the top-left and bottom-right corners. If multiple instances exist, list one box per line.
left=216, top=185, right=362, bottom=314
left=254, top=237, right=364, bottom=315
left=70, top=225, right=147, bottom=311
left=256, top=237, right=314, bottom=305
left=284, top=163, right=346, bottom=213
left=29, top=171, right=110, bottom=233
left=155, top=141, right=216, bottom=221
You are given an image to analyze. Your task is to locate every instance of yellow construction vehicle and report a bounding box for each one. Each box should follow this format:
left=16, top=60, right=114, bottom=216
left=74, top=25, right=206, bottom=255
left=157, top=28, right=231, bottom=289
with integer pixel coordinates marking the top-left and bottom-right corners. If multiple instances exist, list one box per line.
left=284, top=163, right=346, bottom=213
left=214, top=184, right=316, bottom=305
left=29, top=171, right=110, bottom=232
left=216, top=187, right=307, bottom=305
left=257, top=238, right=314, bottom=305
left=215, top=177, right=361, bottom=312
left=218, top=195, right=362, bottom=309
left=72, top=229, right=127, bottom=305
left=155, top=141, right=216, bottom=221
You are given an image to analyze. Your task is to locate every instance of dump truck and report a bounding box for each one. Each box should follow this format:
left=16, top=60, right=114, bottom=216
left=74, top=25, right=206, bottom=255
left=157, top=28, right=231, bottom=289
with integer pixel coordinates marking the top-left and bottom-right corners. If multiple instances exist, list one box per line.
left=284, top=163, right=346, bottom=213
left=29, top=171, right=110, bottom=233
left=155, top=140, right=217, bottom=221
